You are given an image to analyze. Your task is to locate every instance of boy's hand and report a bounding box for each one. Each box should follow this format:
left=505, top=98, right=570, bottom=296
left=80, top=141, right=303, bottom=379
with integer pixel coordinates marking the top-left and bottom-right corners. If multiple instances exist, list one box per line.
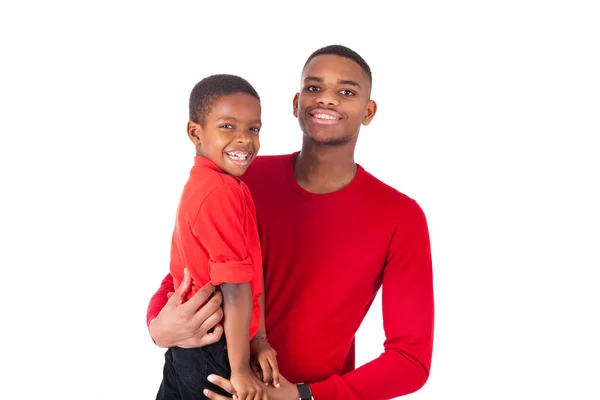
left=230, top=367, right=267, bottom=400
left=250, top=337, right=281, bottom=388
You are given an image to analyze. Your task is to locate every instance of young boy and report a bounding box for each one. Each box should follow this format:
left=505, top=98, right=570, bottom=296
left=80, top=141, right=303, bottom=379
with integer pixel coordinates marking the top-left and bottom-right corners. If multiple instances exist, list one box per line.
left=155, top=74, right=279, bottom=400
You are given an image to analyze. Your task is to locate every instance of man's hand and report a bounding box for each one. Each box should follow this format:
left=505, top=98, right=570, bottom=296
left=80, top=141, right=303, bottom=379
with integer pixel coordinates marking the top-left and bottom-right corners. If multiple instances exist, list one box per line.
left=149, top=268, right=224, bottom=348
left=204, top=372, right=299, bottom=400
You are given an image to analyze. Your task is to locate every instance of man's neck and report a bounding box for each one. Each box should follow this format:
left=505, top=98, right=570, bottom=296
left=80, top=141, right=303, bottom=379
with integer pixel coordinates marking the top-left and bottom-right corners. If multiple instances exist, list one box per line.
left=294, top=140, right=358, bottom=194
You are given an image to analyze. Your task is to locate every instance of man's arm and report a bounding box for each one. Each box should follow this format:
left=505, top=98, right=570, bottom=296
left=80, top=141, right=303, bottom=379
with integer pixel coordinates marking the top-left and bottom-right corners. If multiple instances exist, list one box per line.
left=146, top=273, right=174, bottom=328
left=308, top=200, right=434, bottom=399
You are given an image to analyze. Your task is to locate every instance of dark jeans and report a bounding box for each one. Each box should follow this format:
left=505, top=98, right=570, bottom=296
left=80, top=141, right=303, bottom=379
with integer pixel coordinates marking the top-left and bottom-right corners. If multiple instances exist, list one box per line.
left=156, top=335, right=232, bottom=400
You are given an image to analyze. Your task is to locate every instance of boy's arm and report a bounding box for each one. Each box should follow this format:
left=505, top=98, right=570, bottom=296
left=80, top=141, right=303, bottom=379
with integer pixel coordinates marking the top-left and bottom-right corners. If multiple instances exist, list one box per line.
left=221, top=282, right=253, bottom=371
left=308, top=201, right=434, bottom=400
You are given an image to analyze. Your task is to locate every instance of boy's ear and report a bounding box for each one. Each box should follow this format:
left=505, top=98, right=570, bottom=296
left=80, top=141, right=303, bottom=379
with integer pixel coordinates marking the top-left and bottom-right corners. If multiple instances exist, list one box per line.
left=362, top=100, right=378, bottom=126
left=187, top=121, right=202, bottom=145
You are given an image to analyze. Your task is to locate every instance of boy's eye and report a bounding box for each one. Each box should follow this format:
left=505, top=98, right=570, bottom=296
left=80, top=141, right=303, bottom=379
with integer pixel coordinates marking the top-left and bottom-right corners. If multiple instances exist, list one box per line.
left=220, top=124, right=234, bottom=129
left=250, top=127, right=260, bottom=133
left=340, top=89, right=355, bottom=96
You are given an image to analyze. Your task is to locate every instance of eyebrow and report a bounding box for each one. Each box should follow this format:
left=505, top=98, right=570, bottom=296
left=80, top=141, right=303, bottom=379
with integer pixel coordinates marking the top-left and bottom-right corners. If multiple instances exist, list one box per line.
left=304, top=76, right=362, bottom=89
left=217, top=116, right=262, bottom=124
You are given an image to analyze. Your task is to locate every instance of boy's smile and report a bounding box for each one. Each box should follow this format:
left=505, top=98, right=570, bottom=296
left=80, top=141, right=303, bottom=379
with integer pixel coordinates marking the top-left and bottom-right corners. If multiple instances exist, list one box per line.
left=224, top=150, right=253, bottom=166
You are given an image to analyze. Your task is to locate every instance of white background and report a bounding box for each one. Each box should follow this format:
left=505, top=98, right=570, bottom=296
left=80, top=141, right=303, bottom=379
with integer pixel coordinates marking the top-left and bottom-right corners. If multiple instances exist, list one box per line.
left=1, top=1, right=599, bottom=399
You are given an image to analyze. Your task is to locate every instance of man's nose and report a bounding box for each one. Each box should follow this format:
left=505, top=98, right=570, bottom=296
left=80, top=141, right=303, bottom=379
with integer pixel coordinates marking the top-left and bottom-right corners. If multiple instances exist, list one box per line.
left=315, top=89, right=339, bottom=106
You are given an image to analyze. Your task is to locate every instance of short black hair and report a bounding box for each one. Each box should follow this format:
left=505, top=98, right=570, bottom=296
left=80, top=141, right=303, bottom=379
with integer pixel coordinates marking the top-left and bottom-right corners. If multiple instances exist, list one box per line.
left=189, top=74, right=260, bottom=125
left=303, top=44, right=372, bottom=86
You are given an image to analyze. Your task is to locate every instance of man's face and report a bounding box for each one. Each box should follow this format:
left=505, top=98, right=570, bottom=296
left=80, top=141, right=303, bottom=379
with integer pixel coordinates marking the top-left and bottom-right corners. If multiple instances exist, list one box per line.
left=188, top=92, right=261, bottom=176
left=293, top=54, right=376, bottom=145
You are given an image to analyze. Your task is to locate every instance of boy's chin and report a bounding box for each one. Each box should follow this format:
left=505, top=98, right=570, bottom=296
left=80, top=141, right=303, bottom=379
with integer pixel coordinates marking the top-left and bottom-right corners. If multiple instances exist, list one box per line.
left=223, top=163, right=251, bottom=177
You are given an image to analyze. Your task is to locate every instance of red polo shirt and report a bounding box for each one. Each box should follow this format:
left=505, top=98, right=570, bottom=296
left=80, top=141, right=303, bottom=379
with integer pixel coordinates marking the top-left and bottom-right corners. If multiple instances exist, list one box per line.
left=170, top=156, right=263, bottom=339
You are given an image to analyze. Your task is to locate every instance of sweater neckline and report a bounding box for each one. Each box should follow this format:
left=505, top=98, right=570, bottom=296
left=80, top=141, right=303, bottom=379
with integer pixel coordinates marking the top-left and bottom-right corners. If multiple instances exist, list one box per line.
left=285, top=151, right=366, bottom=200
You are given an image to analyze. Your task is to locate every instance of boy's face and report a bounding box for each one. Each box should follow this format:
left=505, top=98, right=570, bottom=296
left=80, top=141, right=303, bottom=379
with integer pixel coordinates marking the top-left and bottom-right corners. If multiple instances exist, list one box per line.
left=293, top=54, right=376, bottom=145
left=188, top=92, right=261, bottom=176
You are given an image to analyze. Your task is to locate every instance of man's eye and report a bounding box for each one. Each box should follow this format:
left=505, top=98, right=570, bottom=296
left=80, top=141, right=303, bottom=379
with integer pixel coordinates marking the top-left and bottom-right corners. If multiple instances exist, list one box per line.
left=220, top=124, right=234, bottom=129
left=306, top=86, right=320, bottom=92
left=340, top=89, right=355, bottom=96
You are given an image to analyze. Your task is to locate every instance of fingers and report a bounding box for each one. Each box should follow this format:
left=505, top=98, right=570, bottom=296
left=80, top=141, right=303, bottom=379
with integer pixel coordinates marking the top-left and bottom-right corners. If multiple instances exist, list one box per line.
left=250, top=361, right=263, bottom=380
left=268, top=356, right=281, bottom=388
left=207, top=374, right=236, bottom=394
left=168, top=268, right=191, bottom=306
left=191, top=290, right=223, bottom=330
left=184, top=279, right=218, bottom=313
left=203, top=389, right=231, bottom=400
left=258, top=358, right=272, bottom=385
left=197, top=323, right=223, bottom=347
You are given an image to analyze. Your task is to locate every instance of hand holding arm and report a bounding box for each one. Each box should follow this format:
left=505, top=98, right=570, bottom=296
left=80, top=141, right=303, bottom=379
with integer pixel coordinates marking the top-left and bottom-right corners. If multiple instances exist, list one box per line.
left=148, top=268, right=224, bottom=348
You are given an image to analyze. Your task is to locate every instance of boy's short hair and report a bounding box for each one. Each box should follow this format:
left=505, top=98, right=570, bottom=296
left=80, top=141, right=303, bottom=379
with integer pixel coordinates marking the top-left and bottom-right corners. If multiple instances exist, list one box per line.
left=303, top=44, right=372, bottom=86
left=189, top=74, right=260, bottom=125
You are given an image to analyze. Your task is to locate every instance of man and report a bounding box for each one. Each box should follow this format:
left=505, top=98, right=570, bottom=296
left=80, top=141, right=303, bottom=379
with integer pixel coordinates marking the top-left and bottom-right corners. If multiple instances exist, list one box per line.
left=147, top=44, right=434, bottom=400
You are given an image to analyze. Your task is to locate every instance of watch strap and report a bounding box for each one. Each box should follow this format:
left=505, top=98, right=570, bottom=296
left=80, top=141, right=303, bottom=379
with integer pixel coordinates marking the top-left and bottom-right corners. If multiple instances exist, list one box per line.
left=297, top=383, right=313, bottom=400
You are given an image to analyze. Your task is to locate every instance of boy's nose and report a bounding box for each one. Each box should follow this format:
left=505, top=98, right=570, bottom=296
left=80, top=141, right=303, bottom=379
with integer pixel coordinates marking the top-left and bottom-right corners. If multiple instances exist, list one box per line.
left=235, top=132, right=252, bottom=142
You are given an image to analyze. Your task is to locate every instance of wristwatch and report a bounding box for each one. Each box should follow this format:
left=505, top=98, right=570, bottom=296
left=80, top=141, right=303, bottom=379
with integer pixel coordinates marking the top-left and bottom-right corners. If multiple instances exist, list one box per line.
left=296, top=383, right=314, bottom=400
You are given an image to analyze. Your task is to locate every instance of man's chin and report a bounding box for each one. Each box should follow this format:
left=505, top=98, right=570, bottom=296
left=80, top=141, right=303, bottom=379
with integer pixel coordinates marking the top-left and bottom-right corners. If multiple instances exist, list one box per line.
left=306, top=133, right=353, bottom=146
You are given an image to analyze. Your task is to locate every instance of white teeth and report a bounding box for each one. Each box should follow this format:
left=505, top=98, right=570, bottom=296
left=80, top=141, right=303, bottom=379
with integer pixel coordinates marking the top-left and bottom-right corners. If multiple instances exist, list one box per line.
left=226, top=151, right=248, bottom=161
left=313, top=113, right=338, bottom=120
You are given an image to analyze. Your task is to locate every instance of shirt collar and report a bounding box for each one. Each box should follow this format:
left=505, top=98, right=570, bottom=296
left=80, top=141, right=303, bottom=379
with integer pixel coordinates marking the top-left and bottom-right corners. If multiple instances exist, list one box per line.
left=193, top=156, right=240, bottom=182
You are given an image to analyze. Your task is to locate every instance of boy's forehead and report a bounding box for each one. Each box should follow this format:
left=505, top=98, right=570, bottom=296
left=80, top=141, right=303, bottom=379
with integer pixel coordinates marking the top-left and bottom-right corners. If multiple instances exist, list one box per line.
left=208, top=93, right=261, bottom=120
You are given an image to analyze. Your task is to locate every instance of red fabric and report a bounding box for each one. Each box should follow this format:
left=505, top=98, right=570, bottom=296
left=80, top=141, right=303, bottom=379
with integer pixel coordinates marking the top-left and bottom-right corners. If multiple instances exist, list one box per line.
left=170, top=156, right=262, bottom=339
left=148, top=152, right=434, bottom=399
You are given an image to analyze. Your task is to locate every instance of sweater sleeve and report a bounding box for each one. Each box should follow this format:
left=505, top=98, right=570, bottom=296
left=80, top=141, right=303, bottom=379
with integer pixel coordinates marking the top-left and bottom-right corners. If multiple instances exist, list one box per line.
left=310, top=201, right=435, bottom=399
left=146, top=273, right=175, bottom=329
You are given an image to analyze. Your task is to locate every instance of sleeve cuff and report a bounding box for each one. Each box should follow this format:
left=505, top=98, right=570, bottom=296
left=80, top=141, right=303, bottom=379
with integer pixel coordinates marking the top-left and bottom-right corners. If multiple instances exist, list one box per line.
left=308, top=375, right=342, bottom=399
left=209, top=257, right=254, bottom=285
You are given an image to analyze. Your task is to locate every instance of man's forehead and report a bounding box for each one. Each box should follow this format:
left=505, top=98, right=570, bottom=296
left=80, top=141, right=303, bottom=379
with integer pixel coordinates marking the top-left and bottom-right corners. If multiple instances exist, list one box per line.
left=303, top=54, right=368, bottom=84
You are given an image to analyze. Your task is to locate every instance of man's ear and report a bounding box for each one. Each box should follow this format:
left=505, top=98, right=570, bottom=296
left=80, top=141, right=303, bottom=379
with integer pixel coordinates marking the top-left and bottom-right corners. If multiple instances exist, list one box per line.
left=362, top=100, right=378, bottom=126
left=187, top=121, right=202, bottom=145
left=292, top=93, right=300, bottom=118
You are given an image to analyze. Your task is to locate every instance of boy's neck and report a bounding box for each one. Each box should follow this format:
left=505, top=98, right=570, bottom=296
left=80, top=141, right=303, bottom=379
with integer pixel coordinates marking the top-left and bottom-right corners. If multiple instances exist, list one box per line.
left=294, top=140, right=358, bottom=194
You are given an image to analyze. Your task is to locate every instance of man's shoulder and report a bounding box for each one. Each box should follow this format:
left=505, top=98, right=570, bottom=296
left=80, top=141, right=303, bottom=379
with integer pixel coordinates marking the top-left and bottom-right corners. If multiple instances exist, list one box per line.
left=360, top=166, right=425, bottom=218
left=248, top=152, right=296, bottom=171
left=241, top=152, right=296, bottom=183
left=361, top=167, right=415, bottom=203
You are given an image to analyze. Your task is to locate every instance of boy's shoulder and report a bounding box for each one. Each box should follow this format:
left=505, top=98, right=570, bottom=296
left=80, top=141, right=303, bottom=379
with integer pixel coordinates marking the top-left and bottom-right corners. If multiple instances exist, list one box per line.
left=186, top=164, right=245, bottom=203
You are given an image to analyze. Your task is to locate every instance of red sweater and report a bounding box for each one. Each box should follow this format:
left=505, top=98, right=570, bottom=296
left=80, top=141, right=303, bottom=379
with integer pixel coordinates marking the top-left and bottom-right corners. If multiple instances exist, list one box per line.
left=147, top=152, right=434, bottom=400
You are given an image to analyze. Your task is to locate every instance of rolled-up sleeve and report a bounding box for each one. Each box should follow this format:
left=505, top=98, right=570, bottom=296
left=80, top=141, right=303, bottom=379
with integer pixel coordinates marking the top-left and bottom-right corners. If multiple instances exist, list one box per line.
left=193, top=183, right=254, bottom=285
